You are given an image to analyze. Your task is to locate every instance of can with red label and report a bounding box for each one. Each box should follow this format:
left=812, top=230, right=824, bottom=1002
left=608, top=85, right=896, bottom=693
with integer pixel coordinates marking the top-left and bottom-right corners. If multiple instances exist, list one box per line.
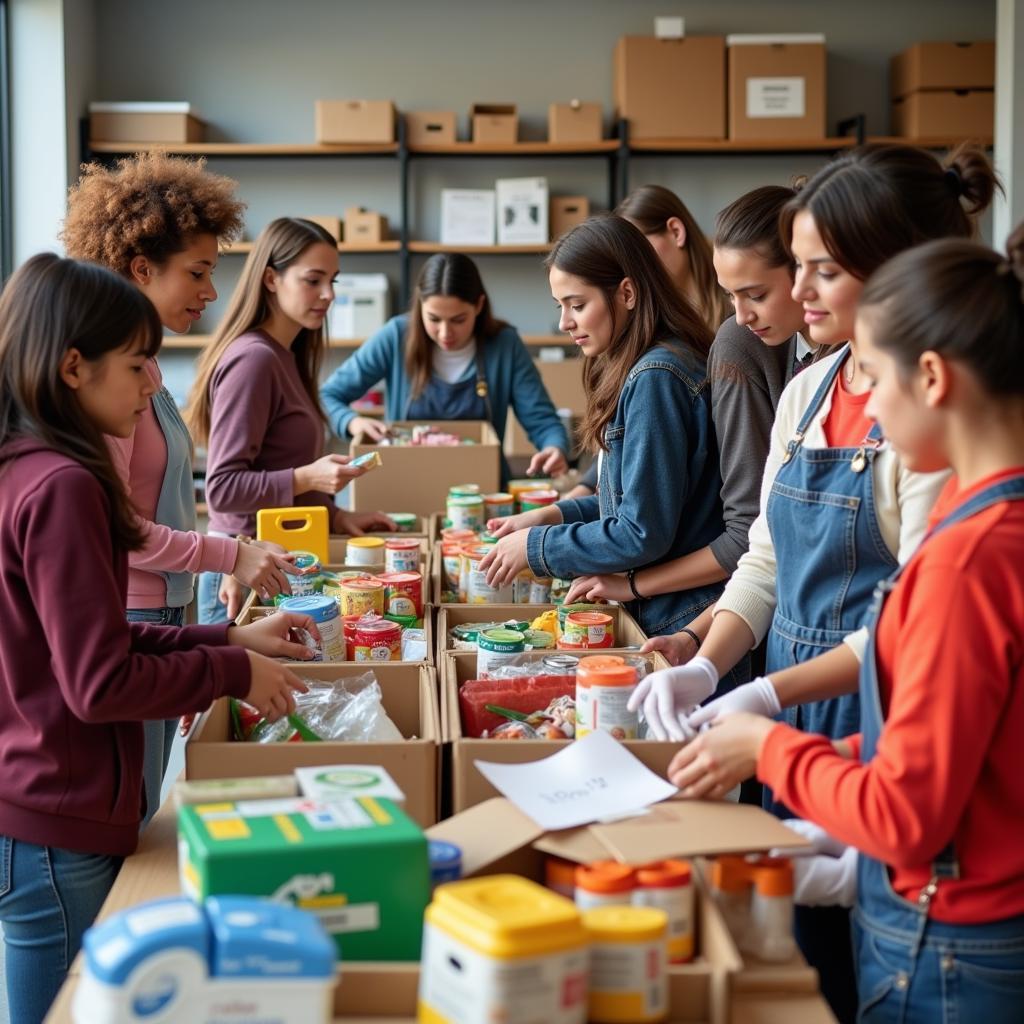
left=385, top=537, right=421, bottom=573
left=377, top=571, right=423, bottom=617
left=353, top=618, right=402, bottom=662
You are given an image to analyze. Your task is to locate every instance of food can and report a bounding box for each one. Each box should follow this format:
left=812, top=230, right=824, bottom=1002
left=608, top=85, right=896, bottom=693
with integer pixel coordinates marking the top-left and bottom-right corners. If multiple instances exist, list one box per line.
left=557, top=602, right=604, bottom=634
left=508, top=478, right=552, bottom=512
left=476, top=628, right=526, bottom=677
left=440, top=527, right=477, bottom=544
left=376, top=571, right=423, bottom=617
left=576, top=656, right=639, bottom=740
left=520, top=488, right=560, bottom=512
left=447, top=494, right=485, bottom=533
left=352, top=617, right=402, bottom=662
left=278, top=594, right=345, bottom=661
left=543, top=653, right=580, bottom=674
left=384, top=536, right=421, bottom=573
left=385, top=512, right=418, bottom=532
left=345, top=536, right=385, bottom=566
left=342, top=613, right=363, bottom=659
left=333, top=577, right=385, bottom=617
left=558, top=633, right=615, bottom=651
left=464, top=544, right=513, bottom=604
left=522, top=628, right=555, bottom=650
left=564, top=611, right=614, bottom=648
left=483, top=492, right=515, bottom=519
left=287, top=550, right=322, bottom=598
left=529, top=577, right=553, bottom=604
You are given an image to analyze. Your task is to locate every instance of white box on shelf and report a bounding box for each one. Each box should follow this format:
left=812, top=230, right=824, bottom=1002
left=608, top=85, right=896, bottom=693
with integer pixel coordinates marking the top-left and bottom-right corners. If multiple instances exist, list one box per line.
left=440, top=189, right=496, bottom=246
left=496, top=177, right=548, bottom=246
left=329, top=274, right=389, bottom=340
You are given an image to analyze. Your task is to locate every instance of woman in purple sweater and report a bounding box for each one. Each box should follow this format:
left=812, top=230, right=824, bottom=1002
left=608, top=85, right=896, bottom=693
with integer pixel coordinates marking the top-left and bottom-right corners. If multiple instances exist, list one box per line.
left=0, top=255, right=313, bottom=1023
left=187, top=217, right=394, bottom=623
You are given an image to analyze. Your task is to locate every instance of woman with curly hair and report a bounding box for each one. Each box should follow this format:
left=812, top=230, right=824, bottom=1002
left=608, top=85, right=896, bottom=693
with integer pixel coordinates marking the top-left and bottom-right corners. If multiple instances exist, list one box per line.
left=61, top=153, right=298, bottom=824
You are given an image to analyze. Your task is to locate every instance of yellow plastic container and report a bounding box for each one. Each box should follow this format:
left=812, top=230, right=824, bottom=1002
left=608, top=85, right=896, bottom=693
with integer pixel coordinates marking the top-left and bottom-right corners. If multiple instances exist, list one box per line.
left=581, top=906, right=669, bottom=1023
left=256, top=505, right=330, bottom=564
left=418, top=874, right=589, bottom=1024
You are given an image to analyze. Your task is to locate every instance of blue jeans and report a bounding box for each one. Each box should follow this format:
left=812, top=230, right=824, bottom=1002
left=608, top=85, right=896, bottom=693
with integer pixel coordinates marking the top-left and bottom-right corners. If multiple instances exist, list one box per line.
left=0, top=837, right=121, bottom=1023
left=126, top=605, right=184, bottom=827
left=197, top=570, right=230, bottom=625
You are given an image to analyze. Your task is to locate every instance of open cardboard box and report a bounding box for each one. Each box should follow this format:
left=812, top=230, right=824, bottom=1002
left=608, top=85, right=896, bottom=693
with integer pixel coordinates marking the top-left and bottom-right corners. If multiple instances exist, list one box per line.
left=348, top=421, right=501, bottom=518
left=185, top=663, right=441, bottom=826
left=328, top=517, right=430, bottom=560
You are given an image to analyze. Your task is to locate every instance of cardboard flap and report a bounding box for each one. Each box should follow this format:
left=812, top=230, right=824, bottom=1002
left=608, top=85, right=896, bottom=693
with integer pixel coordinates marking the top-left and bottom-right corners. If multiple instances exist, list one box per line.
left=425, top=798, right=542, bottom=875
left=588, top=801, right=812, bottom=863
left=532, top=827, right=617, bottom=864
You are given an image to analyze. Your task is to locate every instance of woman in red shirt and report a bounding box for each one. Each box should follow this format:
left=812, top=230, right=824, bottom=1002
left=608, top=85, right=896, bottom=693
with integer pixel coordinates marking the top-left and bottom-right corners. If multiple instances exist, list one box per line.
left=671, top=227, right=1024, bottom=1022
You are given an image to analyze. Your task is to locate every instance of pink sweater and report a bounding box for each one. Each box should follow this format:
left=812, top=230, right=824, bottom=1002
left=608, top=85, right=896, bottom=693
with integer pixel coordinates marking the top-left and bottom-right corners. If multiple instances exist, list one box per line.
left=107, top=360, right=237, bottom=608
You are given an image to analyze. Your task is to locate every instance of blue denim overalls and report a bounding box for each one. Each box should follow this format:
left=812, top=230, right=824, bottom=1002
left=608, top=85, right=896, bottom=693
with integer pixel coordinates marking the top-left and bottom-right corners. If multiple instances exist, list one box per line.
left=764, top=347, right=896, bottom=1021
left=852, top=473, right=1024, bottom=1024
left=406, top=346, right=491, bottom=422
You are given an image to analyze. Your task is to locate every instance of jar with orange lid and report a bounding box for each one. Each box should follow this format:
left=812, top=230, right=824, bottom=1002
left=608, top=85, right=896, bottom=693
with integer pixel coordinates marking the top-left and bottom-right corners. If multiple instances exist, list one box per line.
left=710, top=855, right=753, bottom=946
left=747, top=856, right=796, bottom=962
left=545, top=856, right=577, bottom=900
left=633, top=860, right=694, bottom=963
left=574, top=860, right=635, bottom=910
left=575, top=656, right=639, bottom=740
left=563, top=610, right=614, bottom=647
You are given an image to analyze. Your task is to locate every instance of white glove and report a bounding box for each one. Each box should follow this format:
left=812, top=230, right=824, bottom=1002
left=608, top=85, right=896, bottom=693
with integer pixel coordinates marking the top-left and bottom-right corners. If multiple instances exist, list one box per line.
left=771, top=819, right=857, bottom=908
left=775, top=818, right=848, bottom=859
left=627, top=656, right=718, bottom=741
left=687, top=676, right=782, bottom=730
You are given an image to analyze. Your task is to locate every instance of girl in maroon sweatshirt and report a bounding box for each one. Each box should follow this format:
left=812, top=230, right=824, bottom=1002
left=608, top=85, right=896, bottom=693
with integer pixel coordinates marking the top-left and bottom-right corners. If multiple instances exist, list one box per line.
left=0, top=254, right=314, bottom=1023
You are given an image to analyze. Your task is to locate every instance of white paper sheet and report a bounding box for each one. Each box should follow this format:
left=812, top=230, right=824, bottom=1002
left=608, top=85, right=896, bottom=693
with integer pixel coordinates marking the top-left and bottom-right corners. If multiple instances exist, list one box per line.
left=473, top=731, right=678, bottom=830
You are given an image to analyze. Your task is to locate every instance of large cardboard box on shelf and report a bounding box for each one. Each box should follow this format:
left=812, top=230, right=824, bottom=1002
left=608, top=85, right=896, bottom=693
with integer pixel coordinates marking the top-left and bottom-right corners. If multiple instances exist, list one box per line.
left=890, top=89, right=994, bottom=139
left=185, top=663, right=441, bottom=826
left=504, top=355, right=586, bottom=457
left=890, top=40, right=995, bottom=99
left=348, top=420, right=501, bottom=517
left=548, top=101, right=604, bottom=143
left=470, top=103, right=518, bottom=143
left=727, top=35, right=826, bottom=141
left=302, top=214, right=342, bottom=240
left=550, top=195, right=591, bottom=240
left=404, top=109, right=458, bottom=146
left=89, top=101, right=204, bottom=143
left=614, top=35, right=726, bottom=140
left=315, top=99, right=395, bottom=144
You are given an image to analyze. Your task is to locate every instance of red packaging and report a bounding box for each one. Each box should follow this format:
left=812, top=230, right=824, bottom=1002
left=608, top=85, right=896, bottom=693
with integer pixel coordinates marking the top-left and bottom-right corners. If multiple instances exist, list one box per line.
left=458, top=673, right=575, bottom=737
left=376, top=571, right=423, bottom=617
left=353, top=618, right=401, bottom=662
left=342, top=613, right=363, bottom=660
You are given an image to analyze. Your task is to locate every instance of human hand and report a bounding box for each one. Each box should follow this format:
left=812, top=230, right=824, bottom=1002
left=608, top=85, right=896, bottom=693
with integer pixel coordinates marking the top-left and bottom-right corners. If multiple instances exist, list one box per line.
left=348, top=416, right=390, bottom=442
left=295, top=454, right=367, bottom=495
left=334, top=509, right=396, bottom=535
left=627, top=656, right=719, bottom=741
left=486, top=507, right=557, bottom=538
left=640, top=631, right=700, bottom=667
left=687, top=676, right=782, bottom=729
left=231, top=540, right=296, bottom=602
left=228, top=611, right=321, bottom=660
left=667, top=712, right=774, bottom=798
left=219, top=574, right=248, bottom=620
left=564, top=573, right=631, bottom=606
left=770, top=821, right=857, bottom=907
left=527, top=446, right=568, bottom=478
left=479, top=530, right=531, bottom=587
left=242, top=652, right=309, bottom=723
left=774, top=818, right=848, bottom=859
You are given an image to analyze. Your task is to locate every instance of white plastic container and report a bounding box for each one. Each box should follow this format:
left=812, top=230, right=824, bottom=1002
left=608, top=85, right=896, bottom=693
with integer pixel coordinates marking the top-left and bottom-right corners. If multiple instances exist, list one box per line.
left=632, top=860, right=695, bottom=963
left=747, top=857, right=797, bottom=962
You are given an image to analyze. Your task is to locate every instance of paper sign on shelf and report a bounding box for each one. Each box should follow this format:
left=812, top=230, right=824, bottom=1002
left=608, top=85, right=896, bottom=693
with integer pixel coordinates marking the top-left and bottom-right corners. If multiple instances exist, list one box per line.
left=473, top=730, right=678, bottom=831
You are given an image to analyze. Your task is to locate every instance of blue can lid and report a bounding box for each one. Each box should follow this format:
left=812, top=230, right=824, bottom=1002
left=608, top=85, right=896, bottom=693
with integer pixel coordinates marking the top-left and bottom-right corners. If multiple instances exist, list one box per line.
left=428, top=840, right=462, bottom=871
left=279, top=594, right=338, bottom=624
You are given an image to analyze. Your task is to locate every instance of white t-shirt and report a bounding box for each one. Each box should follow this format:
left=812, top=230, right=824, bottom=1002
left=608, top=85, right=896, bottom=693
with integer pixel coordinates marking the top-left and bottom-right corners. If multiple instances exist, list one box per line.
left=431, top=339, right=477, bottom=384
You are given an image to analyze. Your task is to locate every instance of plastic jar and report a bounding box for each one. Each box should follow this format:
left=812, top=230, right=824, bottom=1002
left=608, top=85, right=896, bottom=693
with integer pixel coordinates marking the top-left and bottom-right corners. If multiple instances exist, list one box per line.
left=386, top=512, right=418, bottom=532
left=483, top=492, right=515, bottom=519
left=428, top=840, right=463, bottom=889
left=332, top=577, right=385, bottom=617
left=545, top=857, right=578, bottom=900
left=345, top=536, right=385, bottom=566
left=278, top=595, right=345, bottom=661
left=710, top=856, right=753, bottom=949
left=576, top=656, right=638, bottom=740
left=575, top=861, right=636, bottom=910
left=564, top=610, right=614, bottom=647
left=464, top=544, right=513, bottom=604
left=476, top=628, right=526, bottom=677
left=376, top=571, right=423, bottom=617
left=748, top=856, right=797, bottom=962
left=582, top=905, right=669, bottom=1023
left=384, top=537, right=420, bottom=573
left=352, top=618, right=402, bottom=662
left=447, top=494, right=485, bottom=533
left=520, top=488, right=559, bottom=511
left=633, top=860, right=694, bottom=963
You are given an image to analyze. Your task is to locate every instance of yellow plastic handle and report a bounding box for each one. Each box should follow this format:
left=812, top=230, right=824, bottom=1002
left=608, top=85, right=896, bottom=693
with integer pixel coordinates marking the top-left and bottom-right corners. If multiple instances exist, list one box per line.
left=256, top=506, right=330, bottom=563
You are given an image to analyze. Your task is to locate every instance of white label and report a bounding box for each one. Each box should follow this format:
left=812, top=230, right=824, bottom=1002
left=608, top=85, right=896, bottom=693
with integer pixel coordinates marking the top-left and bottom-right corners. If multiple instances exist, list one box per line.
left=579, top=684, right=639, bottom=740
left=467, top=568, right=514, bottom=604
left=125, top=901, right=203, bottom=937
left=590, top=941, right=667, bottom=1017
left=634, top=886, right=694, bottom=961
left=654, top=16, right=684, bottom=38
left=315, top=901, right=380, bottom=935
left=746, top=77, right=806, bottom=118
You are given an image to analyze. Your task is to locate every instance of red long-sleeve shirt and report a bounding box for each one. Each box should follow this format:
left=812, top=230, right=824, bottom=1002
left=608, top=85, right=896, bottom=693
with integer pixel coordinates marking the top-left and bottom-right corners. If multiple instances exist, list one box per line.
left=759, top=468, right=1024, bottom=923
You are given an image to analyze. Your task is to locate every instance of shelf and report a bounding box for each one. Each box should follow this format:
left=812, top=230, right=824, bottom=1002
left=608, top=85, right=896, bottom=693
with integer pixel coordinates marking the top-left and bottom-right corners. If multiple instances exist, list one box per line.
left=408, top=140, right=620, bottom=156
left=223, top=240, right=401, bottom=255
left=408, top=242, right=550, bottom=254
left=867, top=134, right=993, bottom=149
left=629, top=136, right=858, bottom=154
left=87, top=141, right=399, bottom=156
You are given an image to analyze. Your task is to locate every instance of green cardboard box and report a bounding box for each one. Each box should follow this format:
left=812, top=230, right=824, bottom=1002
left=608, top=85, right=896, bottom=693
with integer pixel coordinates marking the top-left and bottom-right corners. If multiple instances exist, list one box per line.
left=178, top=795, right=428, bottom=961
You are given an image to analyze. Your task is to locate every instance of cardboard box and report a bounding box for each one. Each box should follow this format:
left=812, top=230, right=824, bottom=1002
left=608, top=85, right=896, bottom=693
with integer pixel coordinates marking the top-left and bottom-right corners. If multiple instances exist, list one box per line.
left=302, top=215, right=342, bottom=240
left=614, top=35, right=726, bottom=140
left=328, top=273, right=389, bottom=339
left=178, top=795, right=429, bottom=961
left=890, top=40, right=995, bottom=99
left=88, top=101, right=204, bottom=143
left=496, top=176, right=549, bottom=245
left=440, top=188, right=496, bottom=246
left=548, top=101, right=604, bottom=143
left=344, top=205, right=388, bottom=244
left=504, top=356, right=586, bottom=456
left=315, top=99, right=395, bottom=144
left=550, top=195, right=591, bottom=240
left=348, top=420, right=501, bottom=517
left=405, top=110, right=457, bottom=146
left=727, top=35, right=826, bottom=141
left=327, top=520, right=429, bottom=562
left=186, top=664, right=441, bottom=826
left=470, top=103, right=518, bottom=143
left=891, top=89, right=994, bottom=139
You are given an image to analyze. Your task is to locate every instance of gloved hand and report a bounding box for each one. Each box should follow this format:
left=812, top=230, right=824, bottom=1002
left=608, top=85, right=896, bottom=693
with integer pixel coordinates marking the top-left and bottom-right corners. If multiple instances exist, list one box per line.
left=775, top=817, right=848, bottom=859
left=627, top=656, right=718, bottom=741
left=687, top=676, right=782, bottom=730
left=771, top=819, right=857, bottom=907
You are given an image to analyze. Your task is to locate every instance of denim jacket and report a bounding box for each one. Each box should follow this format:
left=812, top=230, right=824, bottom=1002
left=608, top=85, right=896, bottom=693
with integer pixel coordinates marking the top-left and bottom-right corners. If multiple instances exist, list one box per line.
left=526, top=340, right=725, bottom=637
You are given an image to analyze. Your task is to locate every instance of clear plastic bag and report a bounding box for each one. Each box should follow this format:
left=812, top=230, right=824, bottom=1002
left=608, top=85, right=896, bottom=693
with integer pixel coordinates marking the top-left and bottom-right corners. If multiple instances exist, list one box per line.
left=486, top=651, right=652, bottom=680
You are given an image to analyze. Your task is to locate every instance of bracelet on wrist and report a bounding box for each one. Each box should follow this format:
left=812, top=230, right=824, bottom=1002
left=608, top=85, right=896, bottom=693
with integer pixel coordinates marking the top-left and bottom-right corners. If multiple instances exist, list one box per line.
left=680, top=626, right=701, bottom=650
left=627, top=568, right=645, bottom=601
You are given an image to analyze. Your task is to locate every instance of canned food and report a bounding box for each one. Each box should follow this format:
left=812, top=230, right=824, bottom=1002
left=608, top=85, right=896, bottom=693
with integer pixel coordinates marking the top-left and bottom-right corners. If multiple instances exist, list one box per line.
left=522, top=628, right=555, bottom=650
left=564, top=611, right=614, bottom=647
left=558, top=633, right=615, bottom=652
left=384, top=537, right=420, bottom=573
left=278, top=594, right=345, bottom=661
left=376, top=571, right=423, bottom=617
left=346, top=536, right=385, bottom=566
left=483, top=492, right=515, bottom=519
left=353, top=618, right=402, bottom=662
left=448, top=483, right=481, bottom=498
left=332, top=577, right=385, bottom=617
left=543, top=653, right=580, bottom=673
left=529, top=577, right=553, bottom=604
left=447, top=494, right=485, bottom=533
left=557, top=602, right=605, bottom=635
left=520, top=488, right=560, bottom=512
left=287, top=550, right=322, bottom=598
left=476, top=628, right=527, bottom=677
left=464, top=544, right=513, bottom=604
left=508, top=478, right=552, bottom=512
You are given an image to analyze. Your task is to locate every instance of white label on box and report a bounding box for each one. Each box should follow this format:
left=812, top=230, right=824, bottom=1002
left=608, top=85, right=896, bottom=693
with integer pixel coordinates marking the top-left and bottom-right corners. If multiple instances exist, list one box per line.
left=315, top=901, right=380, bottom=935
left=746, top=77, right=806, bottom=118
left=440, top=189, right=496, bottom=246
left=654, top=16, right=684, bottom=38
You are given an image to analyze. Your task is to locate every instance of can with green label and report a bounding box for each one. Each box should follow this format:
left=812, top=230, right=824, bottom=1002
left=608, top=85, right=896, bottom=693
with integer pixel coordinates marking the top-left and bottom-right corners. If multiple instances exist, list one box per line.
left=476, top=627, right=526, bottom=677
left=386, top=512, right=418, bottom=532
left=447, top=494, right=485, bottom=533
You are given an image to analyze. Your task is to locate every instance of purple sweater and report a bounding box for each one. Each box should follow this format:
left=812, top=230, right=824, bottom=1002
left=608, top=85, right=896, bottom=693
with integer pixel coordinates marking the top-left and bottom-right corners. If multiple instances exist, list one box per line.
left=205, top=331, right=331, bottom=536
left=0, top=441, right=251, bottom=857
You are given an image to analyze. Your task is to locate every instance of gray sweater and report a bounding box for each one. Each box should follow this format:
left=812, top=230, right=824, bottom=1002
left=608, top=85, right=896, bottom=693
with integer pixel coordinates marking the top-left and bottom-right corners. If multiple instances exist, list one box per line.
left=707, top=316, right=797, bottom=573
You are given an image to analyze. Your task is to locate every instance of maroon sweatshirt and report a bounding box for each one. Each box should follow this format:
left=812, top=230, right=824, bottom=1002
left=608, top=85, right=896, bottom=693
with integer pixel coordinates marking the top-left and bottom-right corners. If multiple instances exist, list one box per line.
left=0, top=440, right=251, bottom=856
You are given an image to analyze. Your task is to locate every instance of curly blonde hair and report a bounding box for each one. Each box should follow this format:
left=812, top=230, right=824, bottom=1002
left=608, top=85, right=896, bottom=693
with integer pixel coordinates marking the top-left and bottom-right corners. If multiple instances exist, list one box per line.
left=61, top=152, right=246, bottom=274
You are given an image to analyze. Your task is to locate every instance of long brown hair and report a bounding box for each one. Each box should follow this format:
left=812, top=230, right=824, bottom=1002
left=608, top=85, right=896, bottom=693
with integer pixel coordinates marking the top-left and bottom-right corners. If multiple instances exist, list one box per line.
left=187, top=218, right=336, bottom=445
left=0, top=254, right=162, bottom=551
left=616, top=184, right=731, bottom=331
left=546, top=215, right=714, bottom=454
left=405, top=253, right=507, bottom=399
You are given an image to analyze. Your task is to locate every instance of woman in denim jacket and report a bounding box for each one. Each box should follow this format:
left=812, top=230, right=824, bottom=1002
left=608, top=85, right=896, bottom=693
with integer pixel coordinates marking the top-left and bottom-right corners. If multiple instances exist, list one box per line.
left=482, top=216, right=725, bottom=639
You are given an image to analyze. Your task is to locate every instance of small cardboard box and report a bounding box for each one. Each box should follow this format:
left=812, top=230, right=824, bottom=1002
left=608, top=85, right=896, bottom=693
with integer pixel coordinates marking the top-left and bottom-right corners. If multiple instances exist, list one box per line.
left=548, top=101, right=604, bottom=143
left=328, top=273, right=389, bottom=339
left=614, top=35, right=726, bottom=140
left=344, top=205, right=388, bottom=244
left=890, top=41, right=995, bottom=99
left=440, top=188, right=496, bottom=246
left=178, top=795, right=429, bottom=961
left=348, top=420, right=502, bottom=517
left=315, top=99, right=395, bottom=144
left=302, top=215, right=342, bottom=240
left=88, top=101, right=204, bottom=143
left=186, top=663, right=441, bottom=826
left=470, top=103, right=518, bottom=143
left=550, top=195, right=591, bottom=240
left=891, top=89, right=994, bottom=139
left=496, top=176, right=549, bottom=245
left=727, top=35, right=826, bottom=141
left=405, top=110, right=457, bottom=146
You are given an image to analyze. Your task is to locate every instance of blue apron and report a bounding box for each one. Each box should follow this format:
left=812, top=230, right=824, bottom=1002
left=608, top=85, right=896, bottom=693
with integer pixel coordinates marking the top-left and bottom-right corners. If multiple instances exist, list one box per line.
left=405, top=346, right=491, bottom=423
left=852, top=474, right=1024, bottom=1024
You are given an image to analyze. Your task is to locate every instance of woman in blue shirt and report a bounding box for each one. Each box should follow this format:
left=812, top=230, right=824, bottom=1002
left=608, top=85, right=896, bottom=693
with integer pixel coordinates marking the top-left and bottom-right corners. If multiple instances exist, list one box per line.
left=321, top=253, right=569, bottom=481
